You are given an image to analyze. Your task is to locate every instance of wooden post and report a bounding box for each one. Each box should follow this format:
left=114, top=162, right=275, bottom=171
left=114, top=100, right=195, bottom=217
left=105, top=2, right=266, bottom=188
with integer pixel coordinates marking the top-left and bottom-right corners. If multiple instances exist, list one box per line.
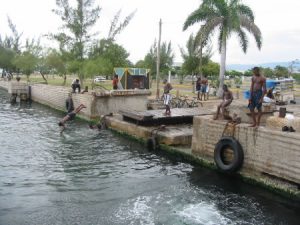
left=156, top=19, right=162, bottom=100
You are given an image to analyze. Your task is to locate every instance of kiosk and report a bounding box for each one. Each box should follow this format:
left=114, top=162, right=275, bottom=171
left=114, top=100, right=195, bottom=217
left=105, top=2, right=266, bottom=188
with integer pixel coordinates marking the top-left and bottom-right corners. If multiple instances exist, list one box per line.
left=114, top=68, right=150, bottom=90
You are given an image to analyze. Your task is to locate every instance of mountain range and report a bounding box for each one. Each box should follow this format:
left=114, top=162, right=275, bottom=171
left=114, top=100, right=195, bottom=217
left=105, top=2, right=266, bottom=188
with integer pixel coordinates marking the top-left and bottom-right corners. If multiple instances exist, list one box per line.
left=226, top=61, right=300, bottom=72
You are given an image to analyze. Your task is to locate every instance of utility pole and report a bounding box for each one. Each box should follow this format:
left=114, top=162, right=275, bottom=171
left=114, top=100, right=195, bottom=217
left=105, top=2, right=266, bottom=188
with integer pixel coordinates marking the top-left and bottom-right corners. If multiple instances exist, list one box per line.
left=156, top=19, right=162, bottom=100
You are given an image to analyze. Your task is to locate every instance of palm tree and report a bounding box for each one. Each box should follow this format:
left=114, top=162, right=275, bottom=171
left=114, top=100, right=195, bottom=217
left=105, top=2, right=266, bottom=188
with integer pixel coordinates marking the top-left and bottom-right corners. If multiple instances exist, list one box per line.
left=180, top=33, right=211, bottom=85
left=183, top=0, right=262, bottom=96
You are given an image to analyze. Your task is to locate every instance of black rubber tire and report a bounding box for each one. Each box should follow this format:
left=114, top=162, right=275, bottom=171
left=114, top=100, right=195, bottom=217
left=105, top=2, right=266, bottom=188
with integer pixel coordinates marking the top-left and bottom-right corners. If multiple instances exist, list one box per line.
left=214, top=137, right=244, bottom=173
left=146, top=136, right=157, bottom=151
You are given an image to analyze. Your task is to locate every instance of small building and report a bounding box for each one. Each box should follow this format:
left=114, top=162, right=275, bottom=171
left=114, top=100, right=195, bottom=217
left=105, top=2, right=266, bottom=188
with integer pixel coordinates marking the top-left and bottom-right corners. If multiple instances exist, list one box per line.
left=114, top=67, right=150, bottom=89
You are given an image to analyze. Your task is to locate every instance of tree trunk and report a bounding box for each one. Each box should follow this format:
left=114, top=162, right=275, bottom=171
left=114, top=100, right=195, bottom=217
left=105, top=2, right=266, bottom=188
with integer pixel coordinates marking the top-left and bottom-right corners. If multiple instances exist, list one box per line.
left=199, top=45, right=203, bottom=77
left=192, top=71, right=195, bottom=93
left=40, top=72, right=48, bottom=84
left=62, top=74, right=67, bottom=86
left=217, top=38, right=226, bottom=97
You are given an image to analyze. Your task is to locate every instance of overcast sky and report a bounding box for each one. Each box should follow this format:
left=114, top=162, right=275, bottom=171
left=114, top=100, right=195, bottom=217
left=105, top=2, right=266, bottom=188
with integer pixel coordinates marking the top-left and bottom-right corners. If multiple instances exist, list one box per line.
left=0, top=0, right=300, bottom=65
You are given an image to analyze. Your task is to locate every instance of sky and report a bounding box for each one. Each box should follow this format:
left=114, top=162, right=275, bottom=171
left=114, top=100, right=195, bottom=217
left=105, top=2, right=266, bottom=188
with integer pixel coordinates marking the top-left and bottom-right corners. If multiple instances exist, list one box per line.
left=0, top=0, right=300, bottom=65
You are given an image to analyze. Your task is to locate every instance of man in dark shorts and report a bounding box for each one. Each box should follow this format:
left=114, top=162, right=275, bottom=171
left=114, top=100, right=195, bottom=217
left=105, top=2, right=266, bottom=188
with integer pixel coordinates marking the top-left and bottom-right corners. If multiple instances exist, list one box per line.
left=71, top=79, right=81, bottom=93
left=58, top=104, right=86, bottom=132
left=200, top=75, right=208, bottom=101
left=248, top=67, right=266, bottom=127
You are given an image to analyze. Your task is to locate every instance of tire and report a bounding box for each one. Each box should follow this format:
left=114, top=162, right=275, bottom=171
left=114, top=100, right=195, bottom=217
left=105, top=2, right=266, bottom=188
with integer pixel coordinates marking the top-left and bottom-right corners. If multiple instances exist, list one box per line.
left=214, top=137, right=244, bottom=173
left=146, top=136, right=158, bottom=151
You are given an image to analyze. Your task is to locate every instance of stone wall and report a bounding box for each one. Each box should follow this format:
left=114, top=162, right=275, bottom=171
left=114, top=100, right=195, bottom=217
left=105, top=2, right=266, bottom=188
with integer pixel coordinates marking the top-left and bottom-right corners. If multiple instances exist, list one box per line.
left=0, top=80, right=9, bottom=90
left=192, top=116, right=300, bottom=185
left=0, top=80, right=150, bottom=120
left=30, top=84, right=93, bottom=119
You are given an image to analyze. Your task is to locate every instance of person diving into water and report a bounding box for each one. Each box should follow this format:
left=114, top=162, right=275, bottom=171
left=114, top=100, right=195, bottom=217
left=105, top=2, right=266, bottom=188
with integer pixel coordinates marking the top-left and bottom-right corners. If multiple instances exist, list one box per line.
left=58, top=104, right=86, bottom=133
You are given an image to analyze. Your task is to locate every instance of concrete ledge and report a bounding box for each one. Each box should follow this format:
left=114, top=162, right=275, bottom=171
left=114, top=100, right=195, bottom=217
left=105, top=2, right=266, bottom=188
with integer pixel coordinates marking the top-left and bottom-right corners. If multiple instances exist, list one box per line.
left=106, top=115, right=193, bottom=146
left=192, top=116, right=300, bottom=190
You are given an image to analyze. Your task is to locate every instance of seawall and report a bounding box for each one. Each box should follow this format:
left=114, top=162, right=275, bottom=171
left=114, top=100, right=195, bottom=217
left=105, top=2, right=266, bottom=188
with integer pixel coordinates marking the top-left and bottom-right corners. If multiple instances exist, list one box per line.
left=0, top=80, right=150, bottom=120
left=192, top=116, right=300, bottom=196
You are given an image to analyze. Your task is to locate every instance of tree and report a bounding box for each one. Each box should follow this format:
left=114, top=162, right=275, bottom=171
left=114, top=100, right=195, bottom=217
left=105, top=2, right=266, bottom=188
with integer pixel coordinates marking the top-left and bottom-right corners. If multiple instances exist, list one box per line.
left=107, top=9, right=136, bottom=42
left=143, top=40, right=174, bottom=79
left=226, top=70, right=243, bottom=78
left=180, top=34, right=201, bottom=77
left=52, top=0, right=101, bottom=84
left=274, top=65, right=289, bottom=78
left=244, top=69, right=252, bottom=77
left=180, top=33, right=211, bottom=77
left=45, top=49, right=68, bottom=85
left=13, top=52, right=38, bottom=81
left=0, top=17, right=22, bottom=73
left=82, top=57, right=112, bottom=78
left=13, top=38, right=40, bottom=81
left=0, top=46, right=15, bottom=73
left=202, top=60, right=220, bottom=78
left=183, top=0, right=262, bottom=96
left=91, top=39, right=131, bottom=67
left=261, top=67, right=273, bottom=78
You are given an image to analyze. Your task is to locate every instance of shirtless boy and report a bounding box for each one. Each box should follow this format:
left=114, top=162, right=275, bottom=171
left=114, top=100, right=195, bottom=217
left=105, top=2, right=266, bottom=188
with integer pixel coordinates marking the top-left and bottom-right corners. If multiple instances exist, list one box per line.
left=163, top=79, right=173, bottom=116
left=58, top=103, right=86, bottom=132
left=214, top=84, right=233, bottom=120
left=200, top=75, right=208, bottom=101
left=248, top=67, right=266, bottom=127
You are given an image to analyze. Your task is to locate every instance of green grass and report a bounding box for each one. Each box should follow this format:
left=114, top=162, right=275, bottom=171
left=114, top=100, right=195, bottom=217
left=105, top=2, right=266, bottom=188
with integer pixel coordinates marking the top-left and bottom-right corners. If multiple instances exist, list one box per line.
left=25, top=74, right=300, bottom=97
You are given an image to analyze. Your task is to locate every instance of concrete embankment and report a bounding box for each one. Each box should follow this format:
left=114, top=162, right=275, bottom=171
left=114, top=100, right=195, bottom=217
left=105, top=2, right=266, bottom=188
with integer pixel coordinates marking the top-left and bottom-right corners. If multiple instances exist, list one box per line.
left=0, top=80, right=150, bottom=120
left=192, top=116, right=300, bottom=196
left=104, top=113, right=300, bottom=198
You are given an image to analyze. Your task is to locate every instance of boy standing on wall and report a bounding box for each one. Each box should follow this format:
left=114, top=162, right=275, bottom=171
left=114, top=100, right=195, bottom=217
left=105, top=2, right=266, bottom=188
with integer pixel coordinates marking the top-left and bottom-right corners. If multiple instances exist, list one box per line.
left=163, top=79, right=173, bottom=116
left=248, top=67, right=266, bottom=128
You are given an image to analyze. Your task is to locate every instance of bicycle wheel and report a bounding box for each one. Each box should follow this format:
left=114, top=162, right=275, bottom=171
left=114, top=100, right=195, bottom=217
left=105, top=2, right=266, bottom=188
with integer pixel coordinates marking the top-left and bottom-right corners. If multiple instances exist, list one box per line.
left=181, top=100, right=189, bottom=108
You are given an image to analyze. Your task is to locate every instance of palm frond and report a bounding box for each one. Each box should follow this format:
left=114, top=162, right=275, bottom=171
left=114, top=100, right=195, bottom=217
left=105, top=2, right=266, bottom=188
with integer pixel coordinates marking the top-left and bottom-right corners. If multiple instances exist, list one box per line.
left=108, top=9, right=121, bottom=40
left=196, top=17, right=223, bottom=42
left=237, top=4, right=254, bottom=21
left=240, top=15, right=262, bottom=49
left=236, top=28, right=248, bottom=53
left=183, top=5, right=218, bottom=30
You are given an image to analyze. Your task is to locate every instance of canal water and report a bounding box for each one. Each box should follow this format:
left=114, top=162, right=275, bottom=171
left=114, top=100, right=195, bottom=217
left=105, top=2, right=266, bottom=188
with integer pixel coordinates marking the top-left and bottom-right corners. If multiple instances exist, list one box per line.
left=0, top=88, right=299, bottom=225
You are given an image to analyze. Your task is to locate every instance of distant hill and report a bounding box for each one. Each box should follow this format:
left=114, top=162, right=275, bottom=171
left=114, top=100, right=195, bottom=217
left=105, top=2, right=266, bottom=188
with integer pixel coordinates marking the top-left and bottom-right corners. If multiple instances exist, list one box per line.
left=227, top=61, right=300, bottom=72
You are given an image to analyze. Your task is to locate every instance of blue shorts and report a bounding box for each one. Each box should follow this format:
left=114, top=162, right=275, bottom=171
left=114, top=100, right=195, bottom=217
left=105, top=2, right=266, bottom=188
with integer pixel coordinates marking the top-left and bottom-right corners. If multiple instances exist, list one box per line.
left=248, top=90, right=263, bottom=110
left=201, top=85, right=207, bottom=93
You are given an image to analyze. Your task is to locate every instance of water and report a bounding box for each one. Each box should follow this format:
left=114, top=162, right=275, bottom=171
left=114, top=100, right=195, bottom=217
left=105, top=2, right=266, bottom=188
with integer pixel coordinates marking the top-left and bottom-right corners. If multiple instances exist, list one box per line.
left=0, top=88, right=299, bottom=225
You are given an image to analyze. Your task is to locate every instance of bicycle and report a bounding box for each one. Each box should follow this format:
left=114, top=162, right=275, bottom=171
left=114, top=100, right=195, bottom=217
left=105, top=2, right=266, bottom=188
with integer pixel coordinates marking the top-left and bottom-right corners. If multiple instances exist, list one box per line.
left=170, top=95, right=181, bottom=108
left=178, top=96, right=203, bottom=108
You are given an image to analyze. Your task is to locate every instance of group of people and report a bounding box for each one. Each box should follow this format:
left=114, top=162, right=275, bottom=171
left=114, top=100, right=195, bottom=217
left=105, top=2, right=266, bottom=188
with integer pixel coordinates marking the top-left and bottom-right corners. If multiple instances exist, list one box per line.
left=196, top=76, right=209, bottom=101
left=59, top=75, right=121, bottom=132
left=161, top=66, right=268, bottom=128
left=214, top=66, right=267, bottom=128
left=61, top=66, right=268, bottom=132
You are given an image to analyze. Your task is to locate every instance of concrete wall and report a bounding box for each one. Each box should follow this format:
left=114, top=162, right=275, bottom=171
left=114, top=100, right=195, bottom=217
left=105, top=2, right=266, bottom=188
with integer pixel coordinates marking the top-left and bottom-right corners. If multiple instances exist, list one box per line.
left=192, top=116, right=300, bottom=185
left=0, top=80, right=9, bottom=90
left=0, top=80, right=150, bottom=120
